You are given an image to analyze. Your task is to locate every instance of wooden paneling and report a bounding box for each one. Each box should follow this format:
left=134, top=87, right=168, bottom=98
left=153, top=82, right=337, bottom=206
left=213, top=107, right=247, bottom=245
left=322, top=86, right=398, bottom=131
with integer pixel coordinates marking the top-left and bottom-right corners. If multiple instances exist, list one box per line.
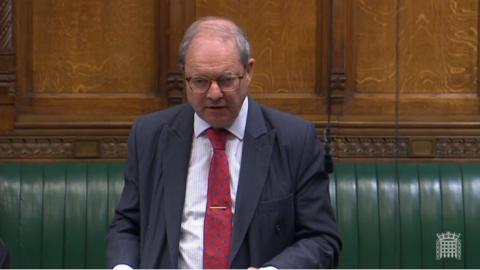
left=31, top=0, right=159, bottom=95
left=198, top=0, right=318, bottom=94
left=354, top=0, right=478, bottom=95
left=329, top=0, right=347, bottom=112
left=346, top=0, right=479, bottom=121
left=14, top=0, right=166, bottom=126
left=399, top=0, right=477, bottom=94
left=162, top=0, right=195, bottom=106
left=1, top=0, right=480, bottom=160
left=195, top=0, right=329, bottom=117
left=354, top=0, right=396, bottom=94
left=0, top=0, right=15, bottom=132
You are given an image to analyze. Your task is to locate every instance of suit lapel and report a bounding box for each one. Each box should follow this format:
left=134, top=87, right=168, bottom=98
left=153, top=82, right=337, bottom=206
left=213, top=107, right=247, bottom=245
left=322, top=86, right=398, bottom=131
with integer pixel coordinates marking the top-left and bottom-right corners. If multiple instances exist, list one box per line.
left=162, top=106, right=194, bottom=267
left=229, top=98, right=275, bottom=264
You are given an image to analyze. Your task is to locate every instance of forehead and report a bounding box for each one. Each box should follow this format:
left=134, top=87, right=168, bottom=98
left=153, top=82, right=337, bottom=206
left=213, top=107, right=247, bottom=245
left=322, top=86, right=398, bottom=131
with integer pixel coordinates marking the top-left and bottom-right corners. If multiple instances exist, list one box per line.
left=185, top=34, right=242, bottom=72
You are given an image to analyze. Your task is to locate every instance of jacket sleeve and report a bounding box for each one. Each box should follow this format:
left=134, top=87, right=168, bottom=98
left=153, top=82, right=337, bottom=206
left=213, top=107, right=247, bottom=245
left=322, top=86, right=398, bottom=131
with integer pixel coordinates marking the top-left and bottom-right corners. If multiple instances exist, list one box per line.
left=264, top=123, right=342, bottom=268
left=106, top=121, right=141, bottom=268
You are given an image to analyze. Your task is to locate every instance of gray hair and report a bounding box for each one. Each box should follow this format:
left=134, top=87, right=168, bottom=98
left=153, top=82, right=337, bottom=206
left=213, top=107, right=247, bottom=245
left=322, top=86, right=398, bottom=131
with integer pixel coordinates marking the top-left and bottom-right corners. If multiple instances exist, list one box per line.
left=178, top=17, right=251, bottom=66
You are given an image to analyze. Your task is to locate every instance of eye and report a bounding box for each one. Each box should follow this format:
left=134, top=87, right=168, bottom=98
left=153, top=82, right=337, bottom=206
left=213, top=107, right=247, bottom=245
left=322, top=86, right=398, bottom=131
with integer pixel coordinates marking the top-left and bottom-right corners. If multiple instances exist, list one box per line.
left=219, top=76, right=236, bottom=87
left=191, top=77, right=209, bottom=88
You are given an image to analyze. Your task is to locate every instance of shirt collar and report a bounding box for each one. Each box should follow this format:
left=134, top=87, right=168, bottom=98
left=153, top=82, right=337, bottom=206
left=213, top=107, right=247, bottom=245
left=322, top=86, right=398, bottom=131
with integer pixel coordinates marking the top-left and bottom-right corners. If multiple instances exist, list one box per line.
left=194, top=97, right=248, bottom=140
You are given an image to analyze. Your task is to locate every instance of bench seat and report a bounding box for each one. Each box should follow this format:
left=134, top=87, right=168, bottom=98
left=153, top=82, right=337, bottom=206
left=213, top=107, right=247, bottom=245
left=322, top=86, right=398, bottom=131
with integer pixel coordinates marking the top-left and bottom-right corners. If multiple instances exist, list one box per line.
left=1, top=162, right=479, bottom=268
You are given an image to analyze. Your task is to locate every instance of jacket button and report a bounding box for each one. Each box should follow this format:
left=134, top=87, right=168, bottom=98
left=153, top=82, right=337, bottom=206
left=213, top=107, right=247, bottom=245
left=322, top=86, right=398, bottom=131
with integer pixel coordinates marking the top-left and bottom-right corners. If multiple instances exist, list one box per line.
left=275, top=224, right=281, bottom=234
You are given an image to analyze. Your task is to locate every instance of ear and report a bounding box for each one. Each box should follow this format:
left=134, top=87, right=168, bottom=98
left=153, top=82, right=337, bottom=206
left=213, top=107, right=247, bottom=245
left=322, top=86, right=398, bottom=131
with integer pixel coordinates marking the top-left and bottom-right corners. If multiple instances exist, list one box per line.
left=245, top=58, right=255, bottom=81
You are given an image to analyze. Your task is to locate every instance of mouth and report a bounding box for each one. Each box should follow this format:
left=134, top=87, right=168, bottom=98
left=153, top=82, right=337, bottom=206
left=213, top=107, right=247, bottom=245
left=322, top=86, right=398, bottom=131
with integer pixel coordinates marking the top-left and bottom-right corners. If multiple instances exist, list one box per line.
left=206, top=106, right=227, bottom=111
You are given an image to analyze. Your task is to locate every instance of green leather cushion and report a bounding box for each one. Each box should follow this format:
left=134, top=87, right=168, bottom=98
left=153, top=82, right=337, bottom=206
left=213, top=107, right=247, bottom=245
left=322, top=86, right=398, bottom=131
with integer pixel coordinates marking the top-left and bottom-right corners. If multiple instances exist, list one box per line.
left=0, top=163, right=124, bottom=268
left=1, top=163, right=479, bottom=268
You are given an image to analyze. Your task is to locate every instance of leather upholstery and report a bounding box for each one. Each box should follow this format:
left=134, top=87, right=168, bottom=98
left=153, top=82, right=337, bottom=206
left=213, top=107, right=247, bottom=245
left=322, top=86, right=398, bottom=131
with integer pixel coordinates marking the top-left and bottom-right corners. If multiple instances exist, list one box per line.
left=1, top=162, right=479, bottom=268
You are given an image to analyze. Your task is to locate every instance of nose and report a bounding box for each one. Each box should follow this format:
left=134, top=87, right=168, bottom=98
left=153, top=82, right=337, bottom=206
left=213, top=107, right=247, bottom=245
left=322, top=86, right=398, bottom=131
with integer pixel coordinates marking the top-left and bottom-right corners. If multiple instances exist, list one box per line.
left=206, top=80, right=224, bottom=100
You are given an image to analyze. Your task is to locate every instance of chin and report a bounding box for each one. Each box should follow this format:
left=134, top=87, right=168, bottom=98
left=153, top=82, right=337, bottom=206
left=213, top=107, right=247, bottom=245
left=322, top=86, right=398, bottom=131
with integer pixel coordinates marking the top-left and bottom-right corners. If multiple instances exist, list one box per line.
left=206, top=118, right=233, bottom=129
left=209, top=121, right=231, bottom=129
left=203, top=113, right=233, bottom=128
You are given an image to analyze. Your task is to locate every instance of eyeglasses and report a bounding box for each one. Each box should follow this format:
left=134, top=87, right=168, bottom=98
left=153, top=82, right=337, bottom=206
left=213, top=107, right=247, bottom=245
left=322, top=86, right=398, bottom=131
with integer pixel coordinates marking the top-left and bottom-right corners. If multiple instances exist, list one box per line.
left=185, top=73, right=245, bottom=93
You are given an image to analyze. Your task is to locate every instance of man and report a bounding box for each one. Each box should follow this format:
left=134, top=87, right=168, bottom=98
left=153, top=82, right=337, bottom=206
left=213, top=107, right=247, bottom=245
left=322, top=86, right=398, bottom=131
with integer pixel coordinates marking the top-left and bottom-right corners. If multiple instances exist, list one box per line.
left=0, top=240, right=10, bottom=269
left=107, top=16, right=341, bottom=269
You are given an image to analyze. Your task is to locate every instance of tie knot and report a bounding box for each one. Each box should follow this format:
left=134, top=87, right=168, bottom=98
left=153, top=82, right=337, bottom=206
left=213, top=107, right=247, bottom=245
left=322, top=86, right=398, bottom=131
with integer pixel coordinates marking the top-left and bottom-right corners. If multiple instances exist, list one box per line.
left=206, top=128, right=229, bottom=150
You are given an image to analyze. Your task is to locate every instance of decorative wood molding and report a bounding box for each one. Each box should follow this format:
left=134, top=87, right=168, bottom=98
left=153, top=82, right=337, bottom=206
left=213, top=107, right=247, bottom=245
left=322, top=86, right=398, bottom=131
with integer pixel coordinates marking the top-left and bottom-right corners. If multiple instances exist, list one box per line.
left=2, top=1, right=479, bottom=163
left=0, top=0, right=16, bottom=132
left=166, top=72, right=185, bottom=107
left=100, top=138, right=128, bottom=158
left=328, top=72, right=346, bottom=113
left=327, top=0, right=347, bottom=112
left=161, top=0, right=194, bottom=107
left=329, top=72, right=346, bottom=92
left=0, top=138, right=75, bottom=158
left=436, top=137, right=480, bottom=158
left=317, top=0, right=332, bottom=96
left=2, top=135, right=479, bottom=160
left=332, top=136, right=409, bottom=158
left=0, top=72, right=15, bottom=99
left=332, top=136, right=480, bottom=159
left=0, top=137, right=128, bottom=159
left=0, top=0, right=14, bottom=51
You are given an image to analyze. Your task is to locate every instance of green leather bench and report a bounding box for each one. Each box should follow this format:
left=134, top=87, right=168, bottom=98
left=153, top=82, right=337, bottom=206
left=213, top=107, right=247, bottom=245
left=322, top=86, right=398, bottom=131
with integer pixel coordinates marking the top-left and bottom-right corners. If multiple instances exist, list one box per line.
left=1, top=163, right=479, bottom=268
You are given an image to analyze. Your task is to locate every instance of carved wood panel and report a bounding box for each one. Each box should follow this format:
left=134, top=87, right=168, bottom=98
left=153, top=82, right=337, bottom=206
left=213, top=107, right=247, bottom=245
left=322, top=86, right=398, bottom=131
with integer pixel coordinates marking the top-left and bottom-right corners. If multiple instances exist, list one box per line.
left=3, top=133, right=480, bottom=160
left=31, top=0, right=159, bottom=95
left=1, top=0, right=480, bottom=161
left=0, top=0, right=15, bottom=132
left=344, top=0, right=480, bottom=122
left=198, top=0, right=317, bottom=94
left=14, top=0, right=168, bottom=127
left=0, top=0, right=14, bottom=51
left=353, top=0, right=396, bottom=94
left=195, top=0, right=329, bottom=117
left=399, top=0, right=477, bottom=94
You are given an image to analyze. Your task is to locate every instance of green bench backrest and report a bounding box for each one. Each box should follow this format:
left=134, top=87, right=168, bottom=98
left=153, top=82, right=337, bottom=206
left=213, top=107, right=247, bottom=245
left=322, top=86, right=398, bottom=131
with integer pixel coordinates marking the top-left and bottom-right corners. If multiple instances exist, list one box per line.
left=0, top=163, right=124, bottom=268
left=332, top=163, right=480, bottom=268
left=1, top=163, right=479, bottom=268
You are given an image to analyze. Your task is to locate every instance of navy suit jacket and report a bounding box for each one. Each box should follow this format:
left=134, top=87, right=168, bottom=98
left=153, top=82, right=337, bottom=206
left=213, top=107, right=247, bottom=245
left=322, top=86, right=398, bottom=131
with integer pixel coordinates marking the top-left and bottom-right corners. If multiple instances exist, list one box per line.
left=0, top=241, right=10, bottom=269
left=106, top=97, right=341, bottom=268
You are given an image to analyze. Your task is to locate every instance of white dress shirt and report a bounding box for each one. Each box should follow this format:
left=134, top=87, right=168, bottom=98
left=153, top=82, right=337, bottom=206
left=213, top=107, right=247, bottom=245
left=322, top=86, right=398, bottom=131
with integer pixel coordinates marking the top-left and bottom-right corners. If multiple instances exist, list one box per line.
left=178, top=98, right=248, bottom=268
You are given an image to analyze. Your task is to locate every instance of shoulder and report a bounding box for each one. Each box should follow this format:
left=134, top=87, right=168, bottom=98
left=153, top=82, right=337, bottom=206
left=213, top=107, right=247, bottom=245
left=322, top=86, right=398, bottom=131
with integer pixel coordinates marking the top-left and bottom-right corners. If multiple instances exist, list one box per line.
left=251, top=99, right=325, bottom=175
left=126, top=103, right=194, bottom=159
left=251, top=100, right=321, bottom=159
left=129, top=103, right=194, bottom=145
left=132, top=103, right=193, bottom=132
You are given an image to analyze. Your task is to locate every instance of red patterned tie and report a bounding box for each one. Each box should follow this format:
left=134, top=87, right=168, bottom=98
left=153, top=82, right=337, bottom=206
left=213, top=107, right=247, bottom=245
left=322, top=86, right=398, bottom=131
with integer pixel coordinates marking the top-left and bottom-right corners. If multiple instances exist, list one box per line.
left=203, top=128, right=233, bottom=269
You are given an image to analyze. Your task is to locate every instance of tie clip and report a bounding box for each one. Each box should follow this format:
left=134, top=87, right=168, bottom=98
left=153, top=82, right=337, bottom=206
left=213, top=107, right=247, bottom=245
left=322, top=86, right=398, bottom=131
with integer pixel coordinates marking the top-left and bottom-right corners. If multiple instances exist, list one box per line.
left=209, top=206, right=227, bottom=210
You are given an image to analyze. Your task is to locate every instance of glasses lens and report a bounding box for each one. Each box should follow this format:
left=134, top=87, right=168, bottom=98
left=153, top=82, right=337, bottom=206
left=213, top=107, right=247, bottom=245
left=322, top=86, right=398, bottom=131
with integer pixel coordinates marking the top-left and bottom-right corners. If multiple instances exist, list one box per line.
left=188, top=74, right=243, bottom=93
left=190, top=77, right=210, bottom=92
left=218, top=75, right=237, bottom=91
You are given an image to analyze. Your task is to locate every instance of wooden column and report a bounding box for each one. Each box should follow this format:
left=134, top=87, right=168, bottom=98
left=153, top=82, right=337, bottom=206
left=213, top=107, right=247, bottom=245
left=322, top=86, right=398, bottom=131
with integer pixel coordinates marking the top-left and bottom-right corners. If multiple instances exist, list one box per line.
left=328, top=0, right=346, bottom=114
left=0, top=0, right=15, bottom=132
left=162, top=0, right=195, bottom=107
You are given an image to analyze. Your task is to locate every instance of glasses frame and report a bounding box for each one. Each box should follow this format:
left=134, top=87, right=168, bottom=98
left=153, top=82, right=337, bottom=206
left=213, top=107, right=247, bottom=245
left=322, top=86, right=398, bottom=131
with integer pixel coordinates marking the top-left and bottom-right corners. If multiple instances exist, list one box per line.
left=185, top=71, right=246, bottom=93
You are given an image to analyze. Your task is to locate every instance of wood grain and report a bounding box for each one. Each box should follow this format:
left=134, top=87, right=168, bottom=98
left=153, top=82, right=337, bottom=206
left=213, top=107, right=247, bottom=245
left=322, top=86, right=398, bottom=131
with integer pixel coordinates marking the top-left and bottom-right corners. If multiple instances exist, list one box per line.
left=354, top=0, right=477, bottom=95
left=0, top=0, right=15, bottom=132
left=32, top=0, right=159, bottom=94
left=0, top=0, right=14, bottom=50
left=196, top=0, right=317, bottom=93
left=399, top=0, right=477, bottom=94
left=354, top=0, right=397, bottom=94
left=2, top=0, right=480, bottom=161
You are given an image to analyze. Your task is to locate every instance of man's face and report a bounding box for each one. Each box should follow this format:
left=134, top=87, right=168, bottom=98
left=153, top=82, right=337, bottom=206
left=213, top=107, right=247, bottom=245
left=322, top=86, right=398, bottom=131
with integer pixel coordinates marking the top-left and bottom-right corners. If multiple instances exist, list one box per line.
left=184, top=34, right=254, bottom=128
